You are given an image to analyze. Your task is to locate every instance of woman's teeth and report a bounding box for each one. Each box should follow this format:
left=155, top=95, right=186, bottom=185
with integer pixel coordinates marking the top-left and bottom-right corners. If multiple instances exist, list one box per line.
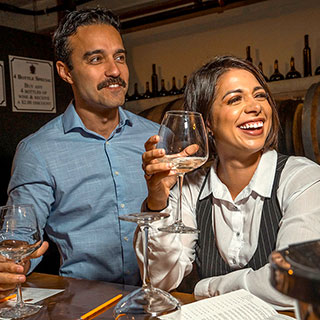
left=239, top=121, right=263, bottom=129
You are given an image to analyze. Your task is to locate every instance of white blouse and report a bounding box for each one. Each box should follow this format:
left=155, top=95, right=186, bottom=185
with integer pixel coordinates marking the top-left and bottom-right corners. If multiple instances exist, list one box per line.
left=135, top=150, right=320, bottom=309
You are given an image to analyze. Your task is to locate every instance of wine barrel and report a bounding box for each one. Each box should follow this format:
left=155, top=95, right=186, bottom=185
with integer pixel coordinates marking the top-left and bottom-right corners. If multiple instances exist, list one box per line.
left=301, top=82, right=320, bottom=164
left=292, top=102, right=304, bottom=156
left=277, top=99, right=302, bottom=155
left=139, top=97, right=184, bottom=124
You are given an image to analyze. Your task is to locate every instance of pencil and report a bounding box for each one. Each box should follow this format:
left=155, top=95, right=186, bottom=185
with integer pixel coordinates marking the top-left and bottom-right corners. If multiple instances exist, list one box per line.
left=80, top=294, right=123, bottom=320
left=0, top=293, right=17, bottom=303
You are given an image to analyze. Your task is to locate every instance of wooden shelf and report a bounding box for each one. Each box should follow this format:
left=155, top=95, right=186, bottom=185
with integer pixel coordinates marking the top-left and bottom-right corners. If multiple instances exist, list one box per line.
left=125, top=76, right=320, bottom=114
left=125, top=94, right=183, bottom=114
left=268, top=75, right=320, bottom=101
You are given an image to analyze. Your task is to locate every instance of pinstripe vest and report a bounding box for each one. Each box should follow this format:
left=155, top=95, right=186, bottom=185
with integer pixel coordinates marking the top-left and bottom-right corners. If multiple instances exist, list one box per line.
left=195, top=153, right=289, bottom=278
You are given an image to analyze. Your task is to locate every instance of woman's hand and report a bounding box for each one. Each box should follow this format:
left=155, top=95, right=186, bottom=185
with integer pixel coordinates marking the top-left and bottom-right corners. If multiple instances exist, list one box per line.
left=142, top=135, right=177, bottom=211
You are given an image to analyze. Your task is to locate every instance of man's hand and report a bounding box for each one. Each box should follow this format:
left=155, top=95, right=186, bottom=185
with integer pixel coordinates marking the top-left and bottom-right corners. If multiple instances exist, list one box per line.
left=0, top=241, right=48, bottom=299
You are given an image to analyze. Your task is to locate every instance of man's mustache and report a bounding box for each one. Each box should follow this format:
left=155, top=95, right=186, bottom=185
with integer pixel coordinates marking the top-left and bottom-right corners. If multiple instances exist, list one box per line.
left=97, top=77, right=127, bottom=90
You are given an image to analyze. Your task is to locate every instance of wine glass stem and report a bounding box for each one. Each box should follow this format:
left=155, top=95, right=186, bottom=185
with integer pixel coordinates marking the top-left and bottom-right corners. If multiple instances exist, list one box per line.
left=176, top=173, right=184, bottom=224
left=16, top=283, right=24, bottom=308
left=142, top=225, right=151, bottom=289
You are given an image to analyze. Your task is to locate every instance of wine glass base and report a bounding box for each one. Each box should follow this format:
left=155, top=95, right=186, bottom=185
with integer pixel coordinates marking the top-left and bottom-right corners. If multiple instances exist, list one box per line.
left=113, top=287, right=180, bottom=319
left=158, top=222, right=200, bottom=234
left=0, top=304, right=42, bottom=319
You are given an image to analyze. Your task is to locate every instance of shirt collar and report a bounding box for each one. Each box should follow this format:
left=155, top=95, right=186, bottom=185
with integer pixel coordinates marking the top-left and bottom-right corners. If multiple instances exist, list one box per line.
left=62, top=101, right=133, bottom=137
left=200, top=150, right=277, bottom=201
left=118, top=106, right=133, bottom=128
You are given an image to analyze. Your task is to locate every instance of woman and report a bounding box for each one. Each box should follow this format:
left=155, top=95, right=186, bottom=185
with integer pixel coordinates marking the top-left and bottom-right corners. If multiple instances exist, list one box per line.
left=136, top=56, right=320, bottom=308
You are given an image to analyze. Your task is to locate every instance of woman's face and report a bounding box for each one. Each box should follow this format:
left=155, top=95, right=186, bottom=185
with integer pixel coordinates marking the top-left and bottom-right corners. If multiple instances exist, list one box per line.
left=210, top=68, right=272, bottom=158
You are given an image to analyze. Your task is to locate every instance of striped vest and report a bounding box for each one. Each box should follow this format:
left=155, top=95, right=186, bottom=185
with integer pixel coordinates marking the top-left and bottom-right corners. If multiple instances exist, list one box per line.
left=195, top=153, right=289, bottom=278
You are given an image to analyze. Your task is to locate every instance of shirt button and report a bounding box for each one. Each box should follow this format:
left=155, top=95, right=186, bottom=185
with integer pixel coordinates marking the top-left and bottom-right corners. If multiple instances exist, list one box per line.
left=115, top=171, right=119, bottom=176
left=232, top=259, right=236, bottom=264
left=106, top=141, right=109, bottom=145
left=236, top=232, right=240, bottom=237
left=124, top=236, right=129, bottom=241
left=120, top=203, right=125, bottom=208
left=239, top=263, right=244, bottom=268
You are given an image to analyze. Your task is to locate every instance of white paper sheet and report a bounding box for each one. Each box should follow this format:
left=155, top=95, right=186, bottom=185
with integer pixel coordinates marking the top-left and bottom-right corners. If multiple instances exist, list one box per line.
left=160, top=289, right=295, bottom=320
left=18, top=287, right=64, bottom=304
left=0, top=287, right=64, bottom=319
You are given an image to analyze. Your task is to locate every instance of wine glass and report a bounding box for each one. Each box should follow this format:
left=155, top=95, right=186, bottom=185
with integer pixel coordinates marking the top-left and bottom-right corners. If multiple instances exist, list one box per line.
left=157, top=110, right=209, bottom=234
left=0, top=204, right=43, bottom=319
left=113, top=212, right=181, bottom=319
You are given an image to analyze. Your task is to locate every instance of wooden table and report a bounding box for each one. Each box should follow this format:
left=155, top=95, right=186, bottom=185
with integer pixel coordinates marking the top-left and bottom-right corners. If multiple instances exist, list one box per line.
left=24, top=273, right=138, bottom=319
left=23, top=272, right=296, bottom=319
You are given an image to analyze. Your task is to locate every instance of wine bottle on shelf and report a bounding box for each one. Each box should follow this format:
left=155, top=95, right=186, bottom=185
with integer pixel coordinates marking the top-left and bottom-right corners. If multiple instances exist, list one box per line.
left=143, top=81, right=152, bottom=99
left=315, top=65, right=320, bottom=75
left=179, top=75, right=187, bottom=94
left=151, top=64, right=159, bottom=97
left=303, top=34, right=312, bottom=77
left=130, top=83, right=141, bottom=100
left=258, top=62, right=269, bottom=82
left=246, top=46, right=253, bottom=63
left=269, top=60, right=284, bottom=82
left=285, top=57, right=301, bottom=79
left=159, top=79, right=168, bottom=96
left=168, top=77, right=179, bottom=95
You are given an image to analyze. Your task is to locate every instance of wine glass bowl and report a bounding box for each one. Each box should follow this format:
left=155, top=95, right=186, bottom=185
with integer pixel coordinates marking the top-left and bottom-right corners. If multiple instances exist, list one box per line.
left=157, top=111, right=209, bottom=233
left=0, top=204, right=43, bottom=319
left=113, top=212, right=180, bottom=319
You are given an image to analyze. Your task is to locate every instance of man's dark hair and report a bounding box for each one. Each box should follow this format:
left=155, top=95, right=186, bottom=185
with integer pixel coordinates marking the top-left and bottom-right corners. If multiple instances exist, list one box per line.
left=53, top=7, right=121, bottom=70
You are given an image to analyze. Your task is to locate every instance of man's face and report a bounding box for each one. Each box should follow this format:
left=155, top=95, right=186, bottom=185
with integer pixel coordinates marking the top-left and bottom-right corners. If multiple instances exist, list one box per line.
left=65, top=24, right=129, bottom=111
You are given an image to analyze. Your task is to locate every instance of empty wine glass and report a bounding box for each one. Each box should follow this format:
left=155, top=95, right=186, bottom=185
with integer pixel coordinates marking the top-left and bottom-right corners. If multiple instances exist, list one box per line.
left=157, top=111, right=209, bottom=233
left=0, top=204, right=43, bottom=319
left=113, top=212, right=181, bottom=319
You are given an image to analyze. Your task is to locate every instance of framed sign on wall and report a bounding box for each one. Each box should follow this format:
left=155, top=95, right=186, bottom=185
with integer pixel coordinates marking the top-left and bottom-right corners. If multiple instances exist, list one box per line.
left=9, top=55, right=56, bottom=113
left=0, top=61, right=6, bottom=107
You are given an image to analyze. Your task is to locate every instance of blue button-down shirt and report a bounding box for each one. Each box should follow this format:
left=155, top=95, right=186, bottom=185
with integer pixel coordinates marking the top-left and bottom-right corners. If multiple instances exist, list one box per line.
left=7, top=103, right=159, bottom=285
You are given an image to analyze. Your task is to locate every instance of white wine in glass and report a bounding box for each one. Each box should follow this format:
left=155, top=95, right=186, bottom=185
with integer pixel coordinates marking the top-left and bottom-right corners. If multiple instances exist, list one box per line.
left=0, top=204, right=43, bottom=319
left=157, top=110, right=209, bottom=234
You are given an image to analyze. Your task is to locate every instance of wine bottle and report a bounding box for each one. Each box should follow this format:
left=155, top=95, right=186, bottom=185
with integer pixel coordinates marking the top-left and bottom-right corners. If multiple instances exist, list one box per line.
left=303, top=34, right=312, bottom=77
left=151, top=64, right=159, bottom=97
left=285, top=57, right=301, bottom=79
left=315, top=65, right=320, bottom=75
left=130, top=83, right=141, bottom=100
left=169, top=77, right=179, bottom=96
left=179, top=75, right=187, bottom=94
left=269, top=60, right=284, bottom=82
left=246, top=46, right=253, bottom=63
left=143, top=81, right=152, bottom=99
left=159, top=79, right=168, bottom=97
left=258, top=62, right=269, bottom=82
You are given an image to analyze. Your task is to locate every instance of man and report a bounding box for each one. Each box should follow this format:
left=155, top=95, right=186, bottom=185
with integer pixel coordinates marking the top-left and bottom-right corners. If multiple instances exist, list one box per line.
left=0, top=7, right=159, bottom=298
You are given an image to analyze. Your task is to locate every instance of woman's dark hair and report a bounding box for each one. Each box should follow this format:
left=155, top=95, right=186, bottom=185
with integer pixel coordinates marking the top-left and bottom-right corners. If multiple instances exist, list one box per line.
left=52, top=7, right=121, bottom=70
left=184, top=55, right=279, bottom=157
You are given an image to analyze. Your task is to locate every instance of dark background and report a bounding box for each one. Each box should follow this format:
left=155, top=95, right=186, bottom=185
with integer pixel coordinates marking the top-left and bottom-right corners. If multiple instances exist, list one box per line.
left=0, top=26, right=72, bottom=205
left=0, top=26, right=72, bottom=274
